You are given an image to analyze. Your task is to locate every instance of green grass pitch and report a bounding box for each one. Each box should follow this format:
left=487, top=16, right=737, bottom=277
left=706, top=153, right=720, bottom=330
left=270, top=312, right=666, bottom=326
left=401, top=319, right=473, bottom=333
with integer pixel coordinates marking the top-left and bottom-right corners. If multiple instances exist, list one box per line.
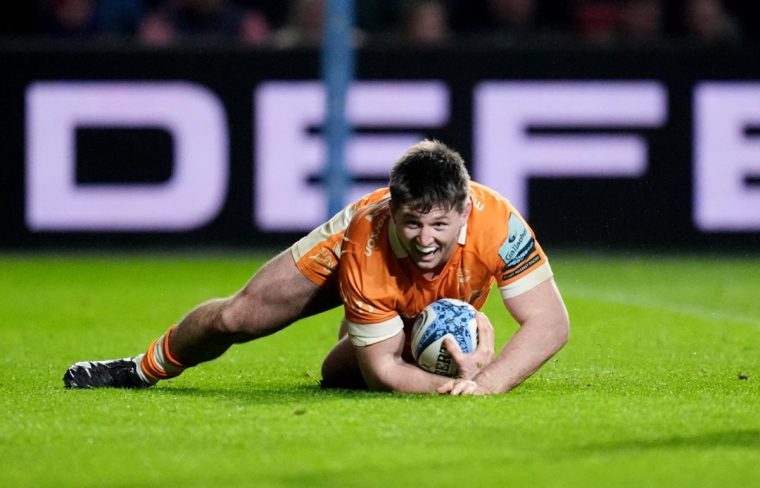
left=1, top=251, right=758, bottom=487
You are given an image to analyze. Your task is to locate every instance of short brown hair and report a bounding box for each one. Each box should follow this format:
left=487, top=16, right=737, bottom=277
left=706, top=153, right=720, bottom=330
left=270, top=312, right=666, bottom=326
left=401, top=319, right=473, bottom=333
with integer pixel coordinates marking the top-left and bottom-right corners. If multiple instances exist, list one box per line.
left=389, top=140, right=470, bottom=214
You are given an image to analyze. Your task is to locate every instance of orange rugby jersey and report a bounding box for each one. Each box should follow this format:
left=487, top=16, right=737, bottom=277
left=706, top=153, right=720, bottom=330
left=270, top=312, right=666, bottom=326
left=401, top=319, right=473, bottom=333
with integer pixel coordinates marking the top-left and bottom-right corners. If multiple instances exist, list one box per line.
left=338, top=182, right=553, bottom=347
left=292, top=188, right=391, bottom=286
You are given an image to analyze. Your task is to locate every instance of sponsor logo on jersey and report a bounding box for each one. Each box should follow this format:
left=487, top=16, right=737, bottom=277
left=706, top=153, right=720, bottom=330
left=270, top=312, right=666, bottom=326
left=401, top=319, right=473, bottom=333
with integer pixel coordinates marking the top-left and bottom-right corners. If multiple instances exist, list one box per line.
left=309, top=248, right=337, bottom=271
left=502, top=254, right=540, bottom=281
left=364, top=211, right=389, bottom=257
left=471, top=192, right=485, bottom=212
left=499, top=213, right=535, bottom=271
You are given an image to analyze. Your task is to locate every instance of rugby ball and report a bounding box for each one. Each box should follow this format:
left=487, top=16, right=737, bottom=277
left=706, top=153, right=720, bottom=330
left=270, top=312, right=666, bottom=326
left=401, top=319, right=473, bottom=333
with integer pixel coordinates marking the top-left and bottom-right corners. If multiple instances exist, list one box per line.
left=410, top=298, right=478, bottom=377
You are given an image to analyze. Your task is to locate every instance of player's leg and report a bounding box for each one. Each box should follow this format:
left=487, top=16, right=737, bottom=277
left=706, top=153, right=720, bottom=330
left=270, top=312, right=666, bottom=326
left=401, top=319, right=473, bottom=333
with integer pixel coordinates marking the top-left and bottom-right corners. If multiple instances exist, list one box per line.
left=168, top=248, right=340, bottom=365
left=63, top=195, right=367, bottom=389
left=320, top=318, right=366, bottom=389
left=63, top=249, right=341, bottom=388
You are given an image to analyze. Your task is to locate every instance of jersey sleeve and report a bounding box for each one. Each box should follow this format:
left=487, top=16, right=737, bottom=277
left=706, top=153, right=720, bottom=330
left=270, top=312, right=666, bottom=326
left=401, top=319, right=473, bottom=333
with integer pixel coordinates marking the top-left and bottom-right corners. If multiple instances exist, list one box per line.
left=469, top=183, right=553, bottom=300
left=291, top=188, right=392, bottom=286
left=346, top=315, right=405, bottom=347
left=495, top=209, right=553, bottom=299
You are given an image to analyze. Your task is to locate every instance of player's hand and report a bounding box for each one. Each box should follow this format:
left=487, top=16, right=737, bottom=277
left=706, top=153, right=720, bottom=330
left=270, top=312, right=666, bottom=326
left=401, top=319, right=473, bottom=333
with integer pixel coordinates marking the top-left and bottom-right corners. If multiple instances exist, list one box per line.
left=443, top=311, right=494, bottom=380
left=437, top=378, right=494, bottom=396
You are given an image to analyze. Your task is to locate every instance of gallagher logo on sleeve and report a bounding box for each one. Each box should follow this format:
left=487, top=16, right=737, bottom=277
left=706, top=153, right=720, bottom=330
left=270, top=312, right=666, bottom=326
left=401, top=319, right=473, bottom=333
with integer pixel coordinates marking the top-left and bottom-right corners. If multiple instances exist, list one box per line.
left=499, top=213, right=538, bottom=279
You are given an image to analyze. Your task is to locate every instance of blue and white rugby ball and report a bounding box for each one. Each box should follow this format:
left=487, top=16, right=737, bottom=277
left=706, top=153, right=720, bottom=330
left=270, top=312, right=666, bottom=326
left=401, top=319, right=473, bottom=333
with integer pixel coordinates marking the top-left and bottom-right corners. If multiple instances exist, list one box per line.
left=411, top=298, right=478, bottom=377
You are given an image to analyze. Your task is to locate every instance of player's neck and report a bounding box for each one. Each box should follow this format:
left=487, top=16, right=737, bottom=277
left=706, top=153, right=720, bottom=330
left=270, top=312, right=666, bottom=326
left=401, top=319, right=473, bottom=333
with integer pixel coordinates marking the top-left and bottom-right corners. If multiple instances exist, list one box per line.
left=420, top=270, right=440, bottom=281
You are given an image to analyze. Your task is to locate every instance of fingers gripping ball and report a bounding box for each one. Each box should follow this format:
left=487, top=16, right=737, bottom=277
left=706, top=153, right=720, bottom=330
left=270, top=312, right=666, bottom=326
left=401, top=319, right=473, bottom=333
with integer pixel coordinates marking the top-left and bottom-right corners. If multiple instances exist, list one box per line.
left=411, top=298, right=478, bottom=377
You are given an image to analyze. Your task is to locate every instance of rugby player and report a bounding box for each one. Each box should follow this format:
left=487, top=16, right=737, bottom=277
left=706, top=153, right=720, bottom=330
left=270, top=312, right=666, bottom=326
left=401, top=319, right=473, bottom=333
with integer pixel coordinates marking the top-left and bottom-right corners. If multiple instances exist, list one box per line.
left=63, top=140, right=569, bottom=395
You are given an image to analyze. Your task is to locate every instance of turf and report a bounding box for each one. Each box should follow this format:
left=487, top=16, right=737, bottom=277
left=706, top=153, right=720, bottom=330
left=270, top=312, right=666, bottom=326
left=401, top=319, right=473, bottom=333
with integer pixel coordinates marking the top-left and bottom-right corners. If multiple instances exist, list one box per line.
left=1, top=251, right=758, bottom=487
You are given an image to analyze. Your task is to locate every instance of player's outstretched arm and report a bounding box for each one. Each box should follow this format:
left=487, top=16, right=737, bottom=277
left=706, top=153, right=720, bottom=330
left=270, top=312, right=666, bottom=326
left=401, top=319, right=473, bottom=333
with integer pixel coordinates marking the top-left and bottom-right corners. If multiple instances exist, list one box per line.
left=353, top=331, right=452, bottom=393
left=438, top=278, right=569, bottom=396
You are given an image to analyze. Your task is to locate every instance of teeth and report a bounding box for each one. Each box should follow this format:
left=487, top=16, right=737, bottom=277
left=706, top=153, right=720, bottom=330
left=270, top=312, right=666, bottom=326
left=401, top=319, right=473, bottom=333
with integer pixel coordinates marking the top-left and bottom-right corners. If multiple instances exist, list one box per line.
left=416, top=244, right=438, bottom=254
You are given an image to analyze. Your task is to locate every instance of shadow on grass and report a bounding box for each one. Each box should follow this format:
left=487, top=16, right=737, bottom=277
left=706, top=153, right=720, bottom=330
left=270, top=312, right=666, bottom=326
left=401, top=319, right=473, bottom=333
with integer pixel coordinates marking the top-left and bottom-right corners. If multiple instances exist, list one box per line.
left=581, top=430, right=760, bottom=453
left=148, top=383, right=420, bottom=406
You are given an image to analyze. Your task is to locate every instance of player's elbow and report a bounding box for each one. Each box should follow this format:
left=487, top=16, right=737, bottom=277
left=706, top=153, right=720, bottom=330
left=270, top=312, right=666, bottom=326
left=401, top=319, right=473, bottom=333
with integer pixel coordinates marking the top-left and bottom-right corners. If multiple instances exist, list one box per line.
left=358, top=358, right=406, bottom=392
left=362, top=368, right=397, bottom=392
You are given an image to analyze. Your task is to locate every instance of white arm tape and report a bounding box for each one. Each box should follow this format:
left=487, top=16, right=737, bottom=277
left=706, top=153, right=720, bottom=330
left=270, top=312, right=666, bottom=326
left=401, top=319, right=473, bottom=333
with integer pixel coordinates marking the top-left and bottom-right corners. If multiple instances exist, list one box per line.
left=499, top=262, right=553, bottom=299
left=348, top=315, right=404, bottom=347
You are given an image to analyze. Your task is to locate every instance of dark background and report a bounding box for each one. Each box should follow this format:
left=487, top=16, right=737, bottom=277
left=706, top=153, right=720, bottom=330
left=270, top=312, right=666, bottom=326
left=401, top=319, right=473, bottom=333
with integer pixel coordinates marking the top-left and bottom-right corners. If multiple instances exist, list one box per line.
left=1, top=44, right=759, bottom=251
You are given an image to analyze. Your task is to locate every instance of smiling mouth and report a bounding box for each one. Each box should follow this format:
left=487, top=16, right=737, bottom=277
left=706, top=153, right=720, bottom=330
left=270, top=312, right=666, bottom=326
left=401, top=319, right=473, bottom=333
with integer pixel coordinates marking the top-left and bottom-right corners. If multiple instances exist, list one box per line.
left=415, top=243, right=439, bottom=256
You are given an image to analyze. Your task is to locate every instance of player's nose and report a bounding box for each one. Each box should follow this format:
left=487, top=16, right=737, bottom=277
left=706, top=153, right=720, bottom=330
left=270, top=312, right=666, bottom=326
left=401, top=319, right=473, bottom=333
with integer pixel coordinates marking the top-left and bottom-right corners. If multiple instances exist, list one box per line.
left=418, top=226, right=435, bottom=245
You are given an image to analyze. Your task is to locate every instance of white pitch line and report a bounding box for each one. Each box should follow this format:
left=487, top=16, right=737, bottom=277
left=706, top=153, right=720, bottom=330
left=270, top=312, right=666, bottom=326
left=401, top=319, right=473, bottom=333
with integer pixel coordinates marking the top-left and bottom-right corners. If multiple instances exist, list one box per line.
left=564, top=286, right=759, bottom=328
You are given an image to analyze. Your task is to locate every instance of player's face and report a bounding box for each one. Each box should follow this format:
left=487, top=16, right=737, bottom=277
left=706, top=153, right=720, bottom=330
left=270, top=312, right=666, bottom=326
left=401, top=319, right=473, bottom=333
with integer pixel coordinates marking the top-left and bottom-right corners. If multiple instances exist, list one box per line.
left=392, top=202, right=471, bottom=274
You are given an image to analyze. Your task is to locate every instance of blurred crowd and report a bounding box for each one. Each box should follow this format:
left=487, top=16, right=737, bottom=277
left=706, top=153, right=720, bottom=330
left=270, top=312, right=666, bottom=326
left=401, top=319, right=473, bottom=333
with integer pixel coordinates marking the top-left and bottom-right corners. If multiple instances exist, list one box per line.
left=2, top=0, right=756, bottom=48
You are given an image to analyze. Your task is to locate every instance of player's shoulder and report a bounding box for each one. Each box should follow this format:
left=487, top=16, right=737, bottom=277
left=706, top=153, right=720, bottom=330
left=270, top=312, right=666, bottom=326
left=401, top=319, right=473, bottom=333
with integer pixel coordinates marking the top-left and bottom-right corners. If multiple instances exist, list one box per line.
left=353, top=187, right=391, bottom=211
left=343, top=192, right=393, bottom=258
left=469, top=181, right=513, bottom=215
left=349, top=191, right=391, bottom=229
left=465, top=181, right=532, bottom=261
left=344, top=189, right=391, bottom=239
left=467, top=182, right=513, bottom=236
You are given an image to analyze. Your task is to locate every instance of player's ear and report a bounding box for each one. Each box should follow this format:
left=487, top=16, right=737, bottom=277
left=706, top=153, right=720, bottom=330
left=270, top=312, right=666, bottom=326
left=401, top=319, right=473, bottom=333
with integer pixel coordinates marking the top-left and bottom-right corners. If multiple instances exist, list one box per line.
left=389, top=202, right=399, bottom=224
left=460, top=201, right=472, bottom=222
